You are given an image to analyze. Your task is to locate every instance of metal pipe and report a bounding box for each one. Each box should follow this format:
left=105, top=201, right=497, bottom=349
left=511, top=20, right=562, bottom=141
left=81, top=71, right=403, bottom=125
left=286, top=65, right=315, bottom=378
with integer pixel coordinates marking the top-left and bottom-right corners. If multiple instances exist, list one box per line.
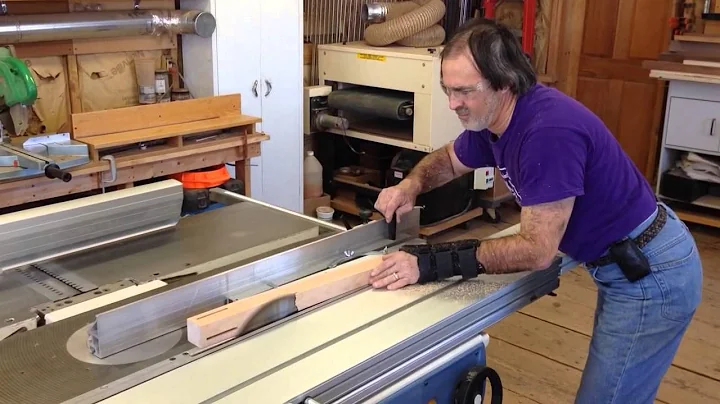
left=0, top=9, right=216, bottom=44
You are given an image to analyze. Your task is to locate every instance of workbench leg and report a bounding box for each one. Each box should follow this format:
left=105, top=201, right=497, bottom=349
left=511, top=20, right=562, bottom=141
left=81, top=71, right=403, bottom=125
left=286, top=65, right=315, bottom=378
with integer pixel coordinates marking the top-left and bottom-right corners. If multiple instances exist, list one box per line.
left=235, top=159, right=251, bottom=197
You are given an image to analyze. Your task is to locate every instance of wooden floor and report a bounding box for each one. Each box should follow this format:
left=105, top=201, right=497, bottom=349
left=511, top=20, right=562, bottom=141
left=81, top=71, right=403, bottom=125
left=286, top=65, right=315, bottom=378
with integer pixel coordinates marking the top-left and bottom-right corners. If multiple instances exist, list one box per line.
left=430, top=204, right=720, bottom=404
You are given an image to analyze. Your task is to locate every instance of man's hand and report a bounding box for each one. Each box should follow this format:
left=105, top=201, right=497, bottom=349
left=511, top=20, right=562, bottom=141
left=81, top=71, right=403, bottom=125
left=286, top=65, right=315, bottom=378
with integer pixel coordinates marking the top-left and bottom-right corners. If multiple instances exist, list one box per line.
left=374, top=180, right=420, bottom=223
left=368, top=251, right=420, bottom=290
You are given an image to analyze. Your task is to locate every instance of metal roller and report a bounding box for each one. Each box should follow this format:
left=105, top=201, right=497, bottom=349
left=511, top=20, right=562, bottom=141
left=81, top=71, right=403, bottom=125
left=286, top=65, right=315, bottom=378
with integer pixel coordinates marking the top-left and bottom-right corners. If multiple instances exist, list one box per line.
left=328, top=87, right=414, bottom=121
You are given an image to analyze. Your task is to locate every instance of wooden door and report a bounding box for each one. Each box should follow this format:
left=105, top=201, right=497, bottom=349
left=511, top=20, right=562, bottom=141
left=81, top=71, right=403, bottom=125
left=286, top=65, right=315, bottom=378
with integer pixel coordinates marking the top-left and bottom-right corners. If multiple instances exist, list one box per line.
left=574, top=0, right=674, bottom=181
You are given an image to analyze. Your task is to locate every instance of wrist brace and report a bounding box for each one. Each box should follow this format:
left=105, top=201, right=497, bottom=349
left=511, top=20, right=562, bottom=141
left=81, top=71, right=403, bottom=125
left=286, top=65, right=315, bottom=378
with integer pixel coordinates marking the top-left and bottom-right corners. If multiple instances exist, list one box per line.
left=400, top=239, right=484, bottom=284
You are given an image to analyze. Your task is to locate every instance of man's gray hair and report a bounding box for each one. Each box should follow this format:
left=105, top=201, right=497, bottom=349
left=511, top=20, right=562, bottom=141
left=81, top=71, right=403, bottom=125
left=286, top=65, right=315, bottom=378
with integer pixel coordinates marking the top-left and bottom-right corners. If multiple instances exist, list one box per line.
left=441, top=18, right=537, bottom=95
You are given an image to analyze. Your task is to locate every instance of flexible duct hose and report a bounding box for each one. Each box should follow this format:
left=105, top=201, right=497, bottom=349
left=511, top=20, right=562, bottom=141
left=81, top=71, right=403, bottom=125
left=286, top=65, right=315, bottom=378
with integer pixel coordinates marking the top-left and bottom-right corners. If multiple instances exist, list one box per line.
left=397, top=24, right=446, bottom=47
left=363, top=0, right=446, bottom=47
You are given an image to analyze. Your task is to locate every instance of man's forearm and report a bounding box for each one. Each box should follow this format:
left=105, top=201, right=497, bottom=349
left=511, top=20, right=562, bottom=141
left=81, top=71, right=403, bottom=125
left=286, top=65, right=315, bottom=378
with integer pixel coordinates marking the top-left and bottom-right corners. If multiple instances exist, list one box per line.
left=476, top=235, right=554, bottom=274
left=404, top=144, right=459, bottom=194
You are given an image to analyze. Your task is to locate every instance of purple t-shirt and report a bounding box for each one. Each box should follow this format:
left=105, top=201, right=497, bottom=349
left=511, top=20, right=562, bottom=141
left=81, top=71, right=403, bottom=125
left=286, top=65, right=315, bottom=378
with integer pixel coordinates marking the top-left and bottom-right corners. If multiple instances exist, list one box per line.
left=454, top=84, right=657, bottom=262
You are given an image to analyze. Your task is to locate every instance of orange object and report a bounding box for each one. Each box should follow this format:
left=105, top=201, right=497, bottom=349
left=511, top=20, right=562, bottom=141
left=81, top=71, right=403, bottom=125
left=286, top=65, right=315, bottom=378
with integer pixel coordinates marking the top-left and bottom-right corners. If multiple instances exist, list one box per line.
left=170, top=164, right=230, bottom=189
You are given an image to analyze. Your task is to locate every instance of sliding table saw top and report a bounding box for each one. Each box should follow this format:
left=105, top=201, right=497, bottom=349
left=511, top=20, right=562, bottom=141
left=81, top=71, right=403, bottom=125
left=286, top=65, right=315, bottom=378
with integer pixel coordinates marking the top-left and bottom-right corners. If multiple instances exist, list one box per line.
left=0, top=180, right=565, bottom=404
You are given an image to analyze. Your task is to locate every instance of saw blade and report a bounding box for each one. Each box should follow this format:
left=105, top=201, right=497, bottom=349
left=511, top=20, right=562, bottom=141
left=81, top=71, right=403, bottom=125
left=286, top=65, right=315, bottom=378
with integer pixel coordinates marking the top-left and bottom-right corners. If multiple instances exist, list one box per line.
left=242, top=295, right=299, bottom=334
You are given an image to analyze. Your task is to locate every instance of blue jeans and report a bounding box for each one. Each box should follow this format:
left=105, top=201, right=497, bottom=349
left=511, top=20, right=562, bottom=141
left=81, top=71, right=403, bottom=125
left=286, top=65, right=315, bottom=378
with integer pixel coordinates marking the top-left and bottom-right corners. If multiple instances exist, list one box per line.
left=576, top=203, right=703, bottom=404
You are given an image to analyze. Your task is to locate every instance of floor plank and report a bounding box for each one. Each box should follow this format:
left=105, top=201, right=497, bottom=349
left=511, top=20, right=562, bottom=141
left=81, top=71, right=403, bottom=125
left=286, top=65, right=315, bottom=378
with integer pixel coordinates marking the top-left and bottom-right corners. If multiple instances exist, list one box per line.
left=426, top=203, right=720, bottom=404
left=485, top=339, right=582, bottom=404
left=486, top=312, right=720, bottom=404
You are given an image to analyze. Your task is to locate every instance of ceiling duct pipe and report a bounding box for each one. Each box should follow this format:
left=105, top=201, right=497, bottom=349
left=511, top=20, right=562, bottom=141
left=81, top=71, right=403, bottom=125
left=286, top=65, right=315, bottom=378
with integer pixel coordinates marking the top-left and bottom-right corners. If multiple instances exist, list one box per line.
left=0, top=9, right=216, bottom=44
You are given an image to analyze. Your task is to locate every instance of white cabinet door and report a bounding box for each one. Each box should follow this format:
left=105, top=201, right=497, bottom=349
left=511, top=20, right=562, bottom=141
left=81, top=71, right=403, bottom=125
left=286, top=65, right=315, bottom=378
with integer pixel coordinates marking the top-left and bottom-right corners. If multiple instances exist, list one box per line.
left=215, top=0, right=265, bottom=199
left=666, top=96, right=720, bottom=153
left=259, top=0, right=303, bottom=212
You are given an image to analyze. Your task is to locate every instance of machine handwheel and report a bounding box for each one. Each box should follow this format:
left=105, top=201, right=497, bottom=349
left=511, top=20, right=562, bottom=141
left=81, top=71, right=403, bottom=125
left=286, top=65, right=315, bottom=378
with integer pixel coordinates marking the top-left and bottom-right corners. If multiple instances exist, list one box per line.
left=454, top=365, right=503, bottom=404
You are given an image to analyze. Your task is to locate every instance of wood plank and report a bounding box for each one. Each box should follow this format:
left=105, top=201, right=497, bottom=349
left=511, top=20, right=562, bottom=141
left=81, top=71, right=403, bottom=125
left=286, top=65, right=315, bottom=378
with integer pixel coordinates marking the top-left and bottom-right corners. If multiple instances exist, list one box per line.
left=11, top=36, right=175, bottom=58
left=487, top=311, right=720, bottom=404
left=611, top=0, right=635, bottom=59
left=581, top=0, right=621, bottom=57
left=520, top=268, right=720, bottom=384
left=684, top=59, right=720, bottom=68
left=615, top=81, right=657, bottom=173
left=71, top=94, right=242, bottom=138
left=675, top=34, right=720, bottom=44
left=580, top=54, right=657, bottom=83
left=72, top=35, right=176, bottom=55
left=187, top=255, right=384, bottom=348
left=82, top=115, right=261, bottom=150
left=676, top=208, right=720, bottom=228
left=544, top=0, right=564, bottom=77
left=628, top=0, right=671, bottom=60
left=110, top=133, right=268, bottom=167
left=553, top=0, right=587, bottom=97
left=642, top=60, right=720, bottom=76
left=66, top=55, right=82, bottom=114
left=649, top=70, right=720, bottom=84
left=494, top=388, right=543, bottom=404
left=485, top=338, right=582, bottom=403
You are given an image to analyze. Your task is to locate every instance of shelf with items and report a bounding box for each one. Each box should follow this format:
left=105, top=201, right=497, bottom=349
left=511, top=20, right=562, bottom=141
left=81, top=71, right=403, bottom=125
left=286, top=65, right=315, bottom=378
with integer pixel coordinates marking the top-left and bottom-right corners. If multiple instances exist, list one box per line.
left=651, top=69, right=720, bottom=227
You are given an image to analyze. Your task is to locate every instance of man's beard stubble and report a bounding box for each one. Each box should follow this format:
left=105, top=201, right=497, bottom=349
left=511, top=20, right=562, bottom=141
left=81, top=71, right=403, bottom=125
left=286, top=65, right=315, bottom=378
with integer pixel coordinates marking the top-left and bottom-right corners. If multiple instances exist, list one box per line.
left=457, top=91, right=501, bottom=132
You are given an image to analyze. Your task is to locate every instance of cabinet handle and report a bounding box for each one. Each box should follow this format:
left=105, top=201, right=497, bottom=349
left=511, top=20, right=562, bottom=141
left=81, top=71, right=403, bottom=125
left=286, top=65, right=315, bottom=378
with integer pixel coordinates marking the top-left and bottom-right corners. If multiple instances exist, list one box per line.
left=252, top=80, right=259, bottom=97
left=711, top=118, right=717, bottom=136
left=264, top=79, right=272, bottom=97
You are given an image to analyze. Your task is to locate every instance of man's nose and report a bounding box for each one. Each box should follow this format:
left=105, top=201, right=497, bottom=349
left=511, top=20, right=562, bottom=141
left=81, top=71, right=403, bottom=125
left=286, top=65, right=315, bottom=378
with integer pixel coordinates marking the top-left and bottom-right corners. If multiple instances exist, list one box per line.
left=448, top=93, right=463, bottom=110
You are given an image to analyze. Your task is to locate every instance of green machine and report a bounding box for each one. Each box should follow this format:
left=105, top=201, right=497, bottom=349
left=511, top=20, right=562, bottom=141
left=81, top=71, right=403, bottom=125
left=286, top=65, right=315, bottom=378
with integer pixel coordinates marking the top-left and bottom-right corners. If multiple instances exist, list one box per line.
left=0, top=46, right=37, bottom=137
left=0, top=47, right=89, bottom=182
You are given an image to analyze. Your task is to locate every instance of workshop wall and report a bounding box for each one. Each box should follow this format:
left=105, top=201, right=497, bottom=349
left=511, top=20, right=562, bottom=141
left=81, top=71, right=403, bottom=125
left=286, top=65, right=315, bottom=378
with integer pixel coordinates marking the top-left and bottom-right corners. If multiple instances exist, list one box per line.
left=9, top=0, right=179, bottom=138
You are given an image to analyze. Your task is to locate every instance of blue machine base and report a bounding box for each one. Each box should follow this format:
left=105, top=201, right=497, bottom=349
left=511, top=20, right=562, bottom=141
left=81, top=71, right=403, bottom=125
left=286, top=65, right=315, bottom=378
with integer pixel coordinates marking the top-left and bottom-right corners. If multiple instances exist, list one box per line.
left=378, top=342, right=490, bottom=404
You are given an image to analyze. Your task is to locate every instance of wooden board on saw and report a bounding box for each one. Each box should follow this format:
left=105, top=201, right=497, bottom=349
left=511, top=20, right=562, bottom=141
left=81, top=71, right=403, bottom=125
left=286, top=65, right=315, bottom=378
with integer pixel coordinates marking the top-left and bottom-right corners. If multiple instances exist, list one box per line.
left=186, top=255, right=383, bottom=348
left=70, top=94, right=262, bottom=161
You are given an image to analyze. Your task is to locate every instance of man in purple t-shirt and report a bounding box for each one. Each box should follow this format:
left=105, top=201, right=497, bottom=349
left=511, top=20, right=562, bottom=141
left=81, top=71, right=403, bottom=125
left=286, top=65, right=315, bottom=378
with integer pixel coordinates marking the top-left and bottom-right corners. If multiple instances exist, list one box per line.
left=369, top=18, right=702, bottom=403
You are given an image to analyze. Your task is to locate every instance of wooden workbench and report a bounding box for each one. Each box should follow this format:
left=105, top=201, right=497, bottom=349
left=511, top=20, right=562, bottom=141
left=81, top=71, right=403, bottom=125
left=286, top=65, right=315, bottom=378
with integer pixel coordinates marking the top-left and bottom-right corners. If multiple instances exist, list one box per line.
left=0, top=94, right=268, bottom=211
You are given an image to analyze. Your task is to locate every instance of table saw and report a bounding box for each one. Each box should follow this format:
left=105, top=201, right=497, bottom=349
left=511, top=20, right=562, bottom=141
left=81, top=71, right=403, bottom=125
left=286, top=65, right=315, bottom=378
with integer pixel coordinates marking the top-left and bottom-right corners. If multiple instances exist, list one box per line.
left=0, top=179, right=574, bottom=404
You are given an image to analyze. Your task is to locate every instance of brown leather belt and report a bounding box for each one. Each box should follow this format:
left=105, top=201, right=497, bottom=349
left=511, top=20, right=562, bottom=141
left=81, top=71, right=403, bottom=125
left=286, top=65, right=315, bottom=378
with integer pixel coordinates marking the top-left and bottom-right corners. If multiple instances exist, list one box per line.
left=586, top=204, right=668, bottom=268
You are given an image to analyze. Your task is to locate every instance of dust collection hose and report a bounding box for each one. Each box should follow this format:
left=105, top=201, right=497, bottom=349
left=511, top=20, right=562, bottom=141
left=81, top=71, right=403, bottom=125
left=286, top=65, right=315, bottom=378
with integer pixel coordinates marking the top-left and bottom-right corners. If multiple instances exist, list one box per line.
left=362, top=0, right=446, bottom=47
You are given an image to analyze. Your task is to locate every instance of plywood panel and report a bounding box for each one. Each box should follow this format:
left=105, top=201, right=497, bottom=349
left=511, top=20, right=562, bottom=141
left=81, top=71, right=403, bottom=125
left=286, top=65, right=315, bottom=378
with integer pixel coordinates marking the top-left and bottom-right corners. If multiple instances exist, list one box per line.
left=576, top=77, right=622, bottom=135
left=579, top=55, right=655, bottom=83
left=581, top=0, right=620, bottom=57
left=628, top=0, right=672, bottom=60
left=611, top=0, right=635, bottom=59
left=575, top=0, right=673, bottom=180
left=615, top=81, right=657, bottom=172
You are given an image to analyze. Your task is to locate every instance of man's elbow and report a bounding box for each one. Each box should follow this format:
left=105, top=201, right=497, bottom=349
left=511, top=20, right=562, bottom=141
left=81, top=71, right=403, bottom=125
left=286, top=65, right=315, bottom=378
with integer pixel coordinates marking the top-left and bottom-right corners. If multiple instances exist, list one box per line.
left=530, top=248, right=558, bottom=271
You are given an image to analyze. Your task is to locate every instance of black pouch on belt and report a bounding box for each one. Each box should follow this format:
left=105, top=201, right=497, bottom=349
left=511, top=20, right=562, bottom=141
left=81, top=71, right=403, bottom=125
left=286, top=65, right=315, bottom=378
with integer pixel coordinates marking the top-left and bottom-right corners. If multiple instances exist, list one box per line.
left=608, top=237, right=651, bottom=282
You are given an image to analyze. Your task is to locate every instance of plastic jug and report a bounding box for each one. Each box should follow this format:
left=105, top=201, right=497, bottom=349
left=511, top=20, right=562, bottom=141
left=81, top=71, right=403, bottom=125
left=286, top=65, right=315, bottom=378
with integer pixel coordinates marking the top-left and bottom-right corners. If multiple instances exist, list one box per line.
left=304, top=150, right=323, bottom=198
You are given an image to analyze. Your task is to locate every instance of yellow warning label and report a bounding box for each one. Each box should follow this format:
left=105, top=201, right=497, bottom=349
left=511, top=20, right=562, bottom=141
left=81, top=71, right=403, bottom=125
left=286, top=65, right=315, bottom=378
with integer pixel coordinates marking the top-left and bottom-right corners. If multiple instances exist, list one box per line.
left=357, top=53, right=386, bottom=62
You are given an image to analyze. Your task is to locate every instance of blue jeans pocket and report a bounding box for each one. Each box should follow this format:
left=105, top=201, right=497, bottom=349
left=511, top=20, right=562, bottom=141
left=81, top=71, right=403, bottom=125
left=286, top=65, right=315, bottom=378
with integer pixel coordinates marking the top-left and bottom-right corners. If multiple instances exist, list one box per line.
left=644, top=225, right=703, bottom=323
